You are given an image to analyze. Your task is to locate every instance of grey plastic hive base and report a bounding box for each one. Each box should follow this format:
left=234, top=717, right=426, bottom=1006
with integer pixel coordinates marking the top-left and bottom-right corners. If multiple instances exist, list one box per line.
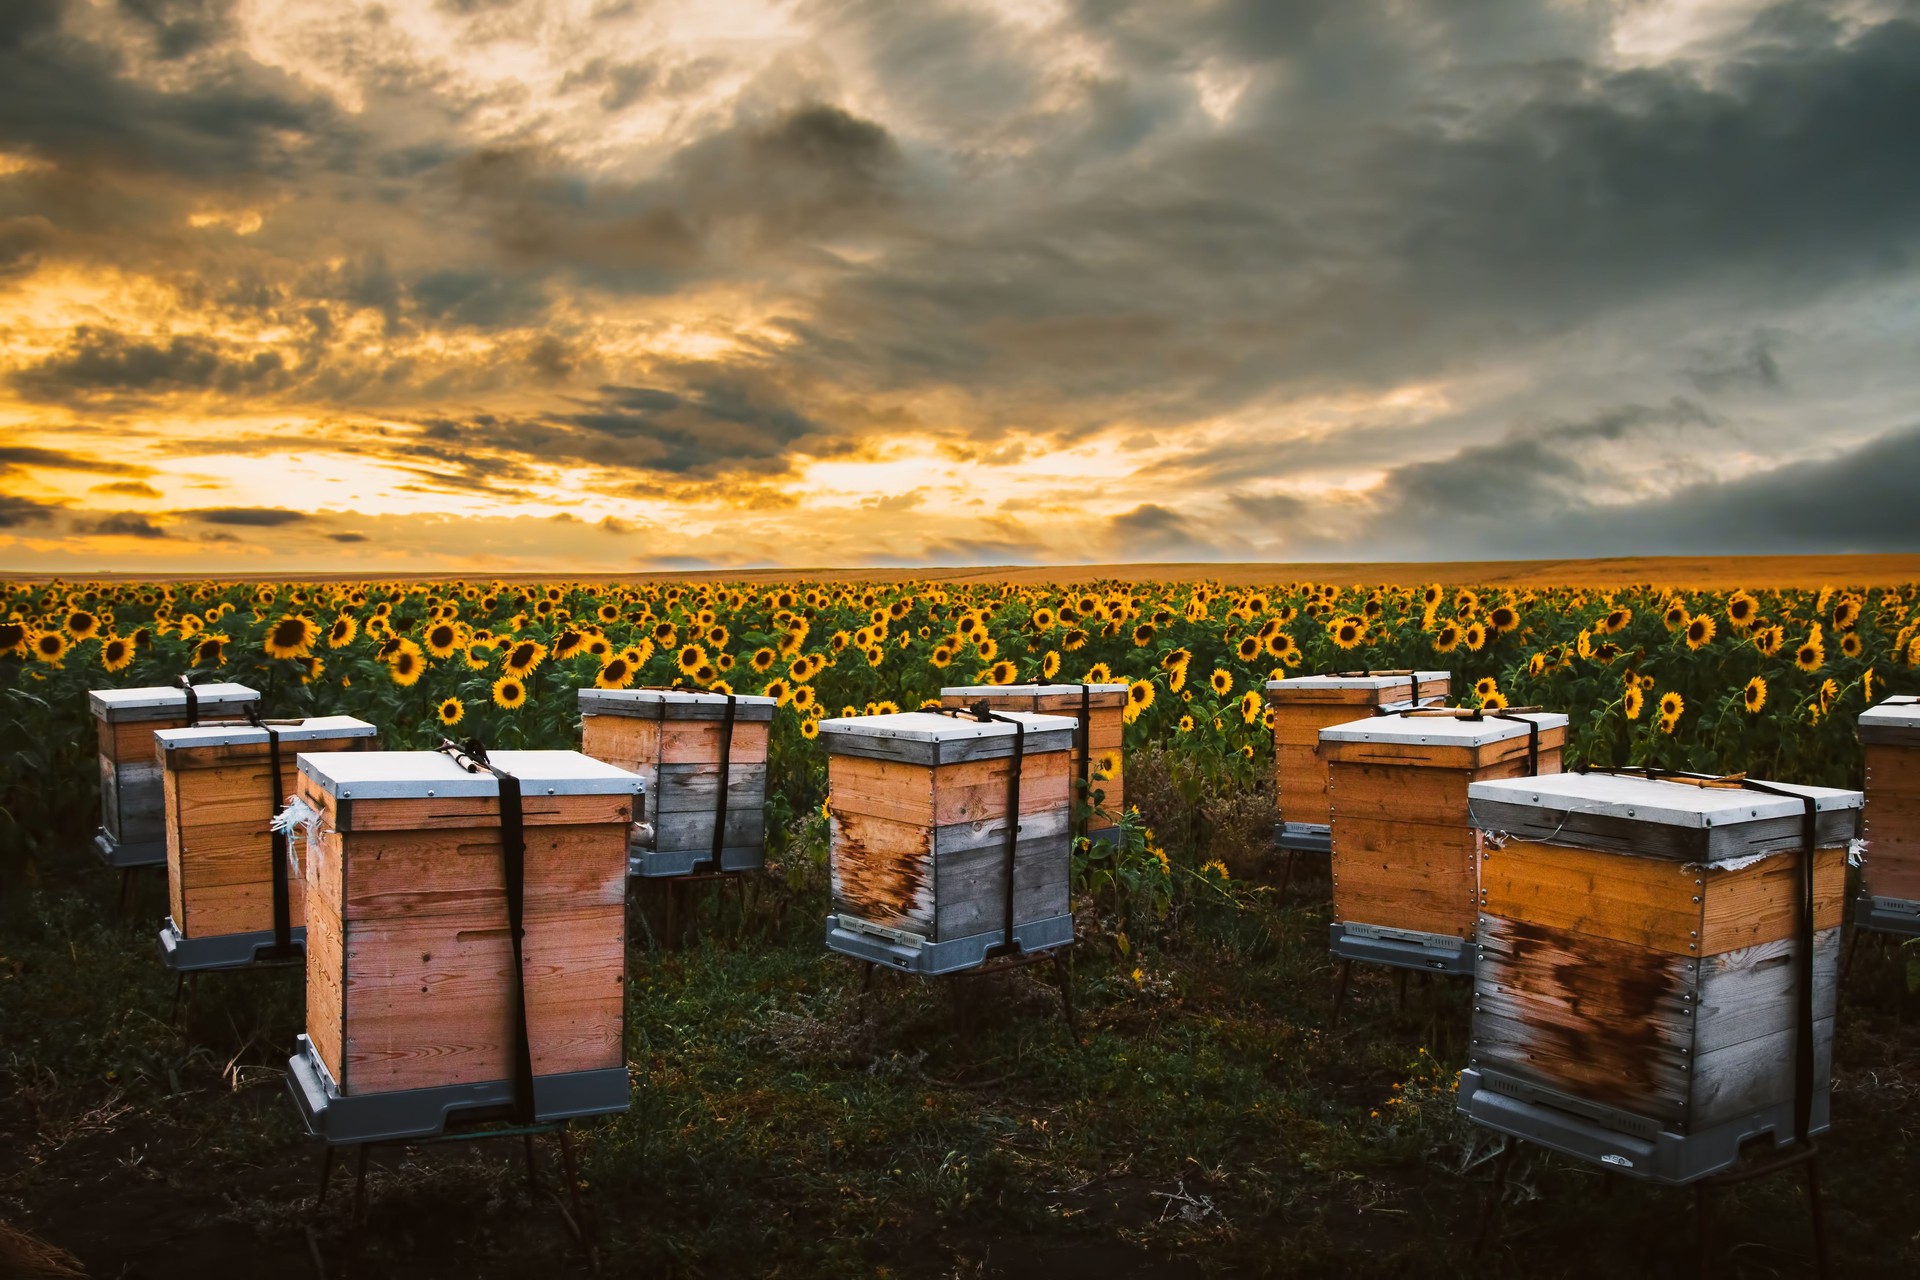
left=1329, top=923, right=1475, bottom=975
left=1273, top=822, right=1332, bottom=855
left=160, top=918, right=304, bottom=972
left=95, top=829, right=166, bottom=870
left=1853, top=894, right=1920, bottom=938
left=1458, top=1067, right=1829, bottom=1186
left=628, top=845, right=764, bottom=878
left=287, top=1035, right=629, bottom=1146
left=826, top=912, right=1075, bottom=976
left=1083, top=825, right=1120, bottom=848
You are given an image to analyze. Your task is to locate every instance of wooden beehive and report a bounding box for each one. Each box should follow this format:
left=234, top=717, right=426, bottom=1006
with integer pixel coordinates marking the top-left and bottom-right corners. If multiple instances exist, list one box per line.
left=294, top=750, right=639, bottom=1098
left=1859, top=697, right=1920, bottom=909
left=940, top=683, right=1128, bottom=823
left=155, top=717, right=377, bottom=941
left=822, top=711, right=1077, bottom=948
left=1465, top=772, right=1860, bottom=1147
left=1323, top=710, right=1567, bottom=944
left=1265, top=673, right=1450, bottom=830
left=577, top=689, right=774, bottom=872
left=88, top=683, right=261, bottom=862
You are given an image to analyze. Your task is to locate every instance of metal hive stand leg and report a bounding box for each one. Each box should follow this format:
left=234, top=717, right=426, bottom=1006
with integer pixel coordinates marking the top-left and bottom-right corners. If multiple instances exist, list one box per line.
left=1471, top=1138, right=1518, bottom=1258
left=1330, top=958, right=1354, bottom=1030
left=1277, top=848, right=1296, bottom=900
left=1052, top=949, right=1079, bottom=1041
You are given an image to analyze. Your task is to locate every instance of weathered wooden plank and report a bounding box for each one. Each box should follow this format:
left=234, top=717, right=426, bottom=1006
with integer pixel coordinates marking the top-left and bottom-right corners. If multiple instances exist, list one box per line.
left=933, top=837, right=1072, bottom=940
left=164, top=765, right=188, bottom=927
left=820, top=728, right=1077, bottom=767
left=650, top=763, right=770, bottom=815
left=651, top=807, right=768, bottom=854
left=1697, top=847, right=1845, bottom=955
left=1468, top=798, right=1862, bottom=863
left=829, top=811, right=934, bottom=932
left=1690, top=1016, right=1835, bottom=1130
left=1320, top=727, right=1568, bottom=772
left=1331, top=815, right=1478, bottom=939
left=1474, top=915, right=1695, bottom=1127
left=335, top=824, right=629, bottom=923
left=1478, top=841, right=1705, bottom=954
left=1693, top=928, right=1840, bottom=1056
left=827, top=755, right=937, bottom=825
left=306, top=894, right=345, bottom=1082
left=1330, top=763, right=1473, bottom=827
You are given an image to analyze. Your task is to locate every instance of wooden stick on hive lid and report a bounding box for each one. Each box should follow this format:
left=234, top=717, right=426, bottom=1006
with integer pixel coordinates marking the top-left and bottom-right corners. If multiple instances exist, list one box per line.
left=820, top=709, right=1078, bottom=975
left=287, top=747, right=640, bottom=1144
left=1263, top=671, right=1450, bottom=849
left=154, top=715, right=378, bottom=971
left=939, top=683, right=1129, bottom=841
left=87, top=681, right=260, bottom=869
left=1318, top=707, right=1568, bottom=974
left=1459, top=769, right=1862, bottom=1185
left=1857, top=696, right=1920, bottom=936
left=577, top=687, right=776, bottom=878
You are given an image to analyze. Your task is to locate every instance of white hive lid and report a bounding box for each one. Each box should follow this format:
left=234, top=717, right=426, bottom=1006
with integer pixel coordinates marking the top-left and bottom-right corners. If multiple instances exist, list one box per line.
left=89, top=682, right=260, bottom=719
left=820, top=710, right=1078, bottom=766
left=1265, top=671, right=1449, bottom=692
left=156, top=716, right=378, bottom=751
left=576, top=687, right=777, bottom=720
left=298, top=749, right=643, bottom=800
left=1320, top=711, right=1568, bottom=747
left=941, top=683, right=1128, bottom=697
left=1859, top=697, right=1920, bottom=746
left=1468, top=772, right=1861, bottom=827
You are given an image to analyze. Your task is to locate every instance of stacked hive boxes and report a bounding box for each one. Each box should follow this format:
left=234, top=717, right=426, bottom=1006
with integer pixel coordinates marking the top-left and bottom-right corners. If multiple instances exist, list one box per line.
left=1459, top=772, right=1859, bottom=1183
left=89, top=683, right=259, bottom=868
left=1322, top=709, right=1567, bottom=973
left=940, top=682, right=1128, bottom=840
left=287, top=750, right=640, bottom=1143
left=1265, top=672, right=1449, bottom=853
left=822, top=710, right=1077, bottom=974
left=155, top=716, right=378, bottom=969
left=578, top=688, right=774, bottom=877
left=1857, top=696, right=1920, bottom=936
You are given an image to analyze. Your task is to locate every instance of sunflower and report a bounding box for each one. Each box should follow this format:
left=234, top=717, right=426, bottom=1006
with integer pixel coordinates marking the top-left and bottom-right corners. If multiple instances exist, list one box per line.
left=492, top=675, right=528, bottom=710
left=0, top=620, right=27, bottom=655
left=1177, top=714, right=1194, bottom=732
left=864, top=645, right=885, bottom=667
left=32, top=630, right=68, bottom=664
left=66, top=609, right=100, bottom=641
left=1210, top=668, right=1232, bottom=696
left=799, top=717, right=820, bottom=740
left=1754, top=625, right=1785, bottom=658
left=1432, top=623, right=1461, bottom=654
left=437, top=696, right=465, bottom=726
left=1235, top=635, right=1261, bottom=661
left=1725, top=592, right=1758, bottom=630
left=192, top=635, right=227, bottom=667
left=1266, top=632, right=1297, bottom=661
left=503, top=639, right=546, bottom=676
left=1794, top=636, right=1824, bottom=672
left=676, top=643, right=707, bottom=674
left=1238, top=690, right=1261, bottom=724
left=424, top=621, right=460, bottom=658
left=1132, top=623, right=1155, bottom=648
left=974, top=636, right=997, bottom=661
left=1743, top=676, right=1767, bottom=714
left=1061, top=627, right=1088, bottom=652
left=1462, top=622, right=1487, bottom=652
left=929, top=644, right=954, bottom=669
left=1623, top=684, right=1644, bottom=721
left=389, top=649, right=425, bottom=686
left=1659, top=690, right=1684, bottom=722
left=1129, top=679, right=1155, bottom=712
left=792, top=685, right=816, bottom=710
left=986, top=660, right=1019, bottom=685
left=1474, top=676, right=1499, bottom=699
left=1601, top=606, right=1632, bottom=634
left=1840, top=632, right=1862, bottom=659
left=1086, top=662, right=1115, bottom=683
left=552, top=628, right=588, bottom=661
left=1481, top=691, right=1509, bottom=710
left=1663, top=602, right=1689, bottom=632
left=100, top=635, right=133, bottom=672
left=328, top=614, right=359, bottom=648
left=299, top=656, right=325, bottom=684
left=751, top=647, right=778, bottom=672
left=1041, top=650, right=1061, bottom=679
left=1330, top=618, right=1363, bottom=650
left=1832, top=597, right=1861, bottom=631
left=1684, top=615, right=1716, bottom=650
left=263, top=615, right=317, bottom=660
left=1488, top=605, right=1518, bottom=635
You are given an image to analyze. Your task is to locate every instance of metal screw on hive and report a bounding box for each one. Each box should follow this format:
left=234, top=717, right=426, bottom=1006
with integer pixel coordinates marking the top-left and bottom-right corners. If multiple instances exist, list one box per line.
left=819, top=706, right=1080, bottom=1037
left=154, top=714, right=378, bottom=1024
left=287, top=742, right=643, bottom=1272
left=1264, top=671, right=1450, bottom=900
left=1843, top=696, right=1920, bottom=999
left=1459, top=769, right=1861, bottom=1277
left=87, top=679, right=260, bottom=910
left=1319, top=704, right=1568, bottom=1031
left=576, top=687, right=776, bottom=948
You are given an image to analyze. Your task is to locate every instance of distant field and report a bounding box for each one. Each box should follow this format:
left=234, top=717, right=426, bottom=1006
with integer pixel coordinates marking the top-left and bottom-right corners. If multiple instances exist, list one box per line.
left=5, top=553, right=1918, bottom=588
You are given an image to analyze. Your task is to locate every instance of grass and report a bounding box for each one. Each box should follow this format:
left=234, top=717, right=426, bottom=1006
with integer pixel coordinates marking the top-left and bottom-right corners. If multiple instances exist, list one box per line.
left=2, top=761, right=1918, bottom=1278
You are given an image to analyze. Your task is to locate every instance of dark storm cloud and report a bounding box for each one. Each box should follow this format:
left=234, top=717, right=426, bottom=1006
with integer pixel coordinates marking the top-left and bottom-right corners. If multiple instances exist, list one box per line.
left=0, top=445, right=151, bottom=475
left=328, top=531, right=370, bottom=542
left=11, top=328, right=290, bottom=402
left=78, top=510, right=168, bottom=538
left=92, top=480, right=162, bottom=497
left=188, top=506, right=312, bottom=526
left=0, top=493, right=63, bottom=527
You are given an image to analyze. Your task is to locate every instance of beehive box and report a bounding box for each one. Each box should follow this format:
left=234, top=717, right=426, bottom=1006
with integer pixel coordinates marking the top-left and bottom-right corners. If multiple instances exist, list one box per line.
left=940, top=683, right=1128, bottom=833
left=88, top=682, right=260, bottom=867
left=1322, top=709, right=1567, bottom=971
left=578, top=688, right=774, bottom=877
left=1265, top=672, right=1450, bottom=847
left=1459, top=772, right=1861, bottom=1184
left=1857, top=696, right=1920, bottom=935
left=154, top=716, right=378, bottom=969
left=287, top=750, right=639, bottom=1142
left=821, top=711, right=1077, bottom=974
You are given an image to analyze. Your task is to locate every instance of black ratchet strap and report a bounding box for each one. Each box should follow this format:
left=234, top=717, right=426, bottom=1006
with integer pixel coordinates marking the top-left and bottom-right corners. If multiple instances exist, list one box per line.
left=441, top=737, right=536, bottom=1124
left=709, top=694, right=737, bottom=872
left=178, top=672, right=202, bottom=727
left=246, top=707, right=296, bottom=956
left=934, top=703, right=1029, bottom=959
left=1075, top=682, right=1093, bottom=841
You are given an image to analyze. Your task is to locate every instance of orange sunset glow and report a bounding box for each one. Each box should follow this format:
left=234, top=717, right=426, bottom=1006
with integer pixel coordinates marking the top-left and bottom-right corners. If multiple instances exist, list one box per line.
left=3, top=0, right=1918, bottom=571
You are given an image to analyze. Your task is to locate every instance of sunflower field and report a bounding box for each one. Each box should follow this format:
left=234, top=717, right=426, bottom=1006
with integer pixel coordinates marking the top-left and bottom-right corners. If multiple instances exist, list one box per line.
left=3, top=575, right=1916, bottom=881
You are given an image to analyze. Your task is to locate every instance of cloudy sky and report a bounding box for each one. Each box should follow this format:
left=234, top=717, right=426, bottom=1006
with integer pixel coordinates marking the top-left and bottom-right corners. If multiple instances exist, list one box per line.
left=1, top=0, right=1916, bottom=572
